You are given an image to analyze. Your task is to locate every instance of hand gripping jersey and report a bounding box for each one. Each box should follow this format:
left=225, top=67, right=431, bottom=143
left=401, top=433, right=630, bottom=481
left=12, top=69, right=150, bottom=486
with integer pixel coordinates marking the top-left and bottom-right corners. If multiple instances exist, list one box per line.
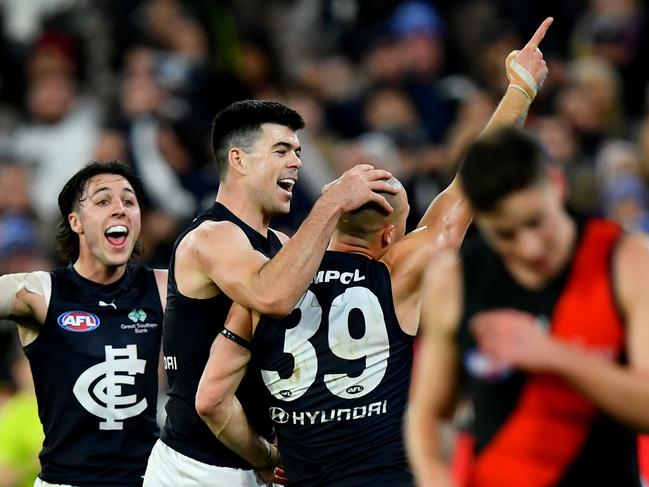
left=161, top=202, right=281, bottom=467
left=24, top=264, right=163, bottom=486
left=252, top=251, right=414, bottom=486
left=456, top=218, right=640, bottom=487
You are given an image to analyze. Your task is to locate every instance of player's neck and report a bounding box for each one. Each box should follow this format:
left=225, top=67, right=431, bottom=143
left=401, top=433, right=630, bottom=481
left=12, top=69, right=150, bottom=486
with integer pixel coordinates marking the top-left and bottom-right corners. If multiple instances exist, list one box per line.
left=73, top=256, right=127, bottom=285
left=215, top=185, right=270, bottom=236
left=328, top=234, right=382, bottom=259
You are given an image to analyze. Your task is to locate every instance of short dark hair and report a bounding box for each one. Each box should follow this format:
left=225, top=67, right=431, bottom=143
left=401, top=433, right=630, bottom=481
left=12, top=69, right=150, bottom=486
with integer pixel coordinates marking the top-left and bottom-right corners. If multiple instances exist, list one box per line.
left=336, top=177, right=404, bottom=239
left=211, top=100, right=305, bottom=178
left=459, top=127, right=549, bottom=212
left=56, top=161, right=146, bottom=263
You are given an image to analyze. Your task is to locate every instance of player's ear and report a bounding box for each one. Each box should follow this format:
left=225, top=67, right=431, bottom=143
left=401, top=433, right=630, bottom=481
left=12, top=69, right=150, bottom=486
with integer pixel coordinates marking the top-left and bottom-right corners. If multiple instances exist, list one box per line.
left=68, top=212, right=83, bottom=235
left=382, top=223, right=395, bottom=248
left=227, top=147, right=247, bottom=176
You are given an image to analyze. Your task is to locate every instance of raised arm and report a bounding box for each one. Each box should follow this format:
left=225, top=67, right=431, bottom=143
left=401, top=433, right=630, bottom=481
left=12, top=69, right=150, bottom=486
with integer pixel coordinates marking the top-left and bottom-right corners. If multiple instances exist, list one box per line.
left=0, top=271, right=50, bottom=345
left=407, top=252, right=463, bottom=486
left=472, top=234, right=649, bottom=432
left=416, top=17, right=553, bottom=240
left=383, top=19, right=553, bottom=331
left=195, top=304, right=283, bottom=476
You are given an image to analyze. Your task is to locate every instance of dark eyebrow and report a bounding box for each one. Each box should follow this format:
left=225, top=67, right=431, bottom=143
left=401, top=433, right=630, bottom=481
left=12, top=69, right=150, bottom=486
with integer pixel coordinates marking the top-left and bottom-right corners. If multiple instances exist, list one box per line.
left=272, top=141, right=301, bottom=152
left=90, top=186, right=136, bottom=198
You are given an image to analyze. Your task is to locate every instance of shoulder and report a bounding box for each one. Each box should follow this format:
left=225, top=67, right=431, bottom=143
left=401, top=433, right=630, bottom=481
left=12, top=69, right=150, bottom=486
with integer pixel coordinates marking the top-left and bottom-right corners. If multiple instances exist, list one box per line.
left=179, top=220, right=253, bottom=257
left=613, top=232, right=649, bottom=269
left=613, top=232, right=649, bottom=300
left=21, top=271, right=52, bottom=305
left=189, top=219, right=248, bottom=243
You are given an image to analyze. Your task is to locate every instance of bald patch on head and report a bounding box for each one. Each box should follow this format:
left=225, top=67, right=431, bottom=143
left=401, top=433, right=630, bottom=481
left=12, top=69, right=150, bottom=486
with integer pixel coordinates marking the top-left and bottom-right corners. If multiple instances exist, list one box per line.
left=337, top=177, right=406, bottom=238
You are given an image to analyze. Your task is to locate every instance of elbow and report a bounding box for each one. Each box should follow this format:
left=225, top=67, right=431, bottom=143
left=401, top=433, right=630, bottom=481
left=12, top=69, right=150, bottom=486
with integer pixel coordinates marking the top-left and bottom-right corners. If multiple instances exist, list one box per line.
left=255, top=294, right=294, bottom=318
left=195, top=386, right=226, bottom=425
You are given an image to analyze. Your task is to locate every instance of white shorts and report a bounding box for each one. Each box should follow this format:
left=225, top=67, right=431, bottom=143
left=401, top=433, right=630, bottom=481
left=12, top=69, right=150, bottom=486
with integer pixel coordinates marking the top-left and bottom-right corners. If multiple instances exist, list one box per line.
left=143, top=439, right=264, bottom=487
left=34, top=479, right=76, bottom=487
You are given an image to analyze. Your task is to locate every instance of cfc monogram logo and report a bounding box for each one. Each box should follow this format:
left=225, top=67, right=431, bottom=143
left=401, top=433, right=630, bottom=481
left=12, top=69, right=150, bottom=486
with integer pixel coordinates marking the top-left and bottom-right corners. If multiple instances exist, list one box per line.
left=73, top=345, right=148, bottom=430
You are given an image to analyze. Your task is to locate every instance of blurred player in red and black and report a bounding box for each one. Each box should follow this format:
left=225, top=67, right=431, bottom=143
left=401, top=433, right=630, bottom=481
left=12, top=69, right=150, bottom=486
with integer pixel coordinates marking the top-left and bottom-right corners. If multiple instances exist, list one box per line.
left=409, top=127, right=649, bottom=487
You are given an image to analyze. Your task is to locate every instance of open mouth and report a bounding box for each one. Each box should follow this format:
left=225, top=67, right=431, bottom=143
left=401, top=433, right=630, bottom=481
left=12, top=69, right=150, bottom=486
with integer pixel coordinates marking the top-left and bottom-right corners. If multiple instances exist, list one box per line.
left=105, top=225, right=129, bottom=247
left=277, top=178, right=296, bottom=195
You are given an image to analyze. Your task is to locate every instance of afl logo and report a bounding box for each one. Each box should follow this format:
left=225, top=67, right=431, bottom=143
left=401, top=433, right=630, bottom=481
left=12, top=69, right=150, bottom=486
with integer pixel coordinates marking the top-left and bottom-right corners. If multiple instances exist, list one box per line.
left=346, top=385, right=364, bottom=395
left=269, top=407, right=290, bottom=424
left=58, top=311, right=101, bottom=332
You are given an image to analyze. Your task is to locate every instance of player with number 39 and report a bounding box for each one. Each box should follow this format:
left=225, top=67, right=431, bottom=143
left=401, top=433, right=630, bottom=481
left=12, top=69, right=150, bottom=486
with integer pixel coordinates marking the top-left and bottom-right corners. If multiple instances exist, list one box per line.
left=195, top=17, right=553, bottom=487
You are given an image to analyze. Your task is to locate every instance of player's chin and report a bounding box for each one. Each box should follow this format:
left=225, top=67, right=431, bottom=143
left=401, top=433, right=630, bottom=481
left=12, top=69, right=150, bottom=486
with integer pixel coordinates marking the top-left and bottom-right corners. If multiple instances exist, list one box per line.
left=273, top=201, right=291, bottom=215
left=104, top=243, right=133, bottom=266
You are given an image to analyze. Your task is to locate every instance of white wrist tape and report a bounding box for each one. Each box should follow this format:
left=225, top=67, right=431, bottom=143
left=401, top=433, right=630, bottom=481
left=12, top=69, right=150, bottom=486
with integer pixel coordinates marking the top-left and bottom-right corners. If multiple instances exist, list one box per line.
left=507, top=56, right=539, bottom=101
left=0, top=271, right=51, bottom=317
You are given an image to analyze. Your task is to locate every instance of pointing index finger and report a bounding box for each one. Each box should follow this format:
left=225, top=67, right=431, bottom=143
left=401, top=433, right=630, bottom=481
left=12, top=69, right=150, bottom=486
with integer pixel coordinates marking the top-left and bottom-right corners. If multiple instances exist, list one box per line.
left=524, top=17, right=553, bottom=51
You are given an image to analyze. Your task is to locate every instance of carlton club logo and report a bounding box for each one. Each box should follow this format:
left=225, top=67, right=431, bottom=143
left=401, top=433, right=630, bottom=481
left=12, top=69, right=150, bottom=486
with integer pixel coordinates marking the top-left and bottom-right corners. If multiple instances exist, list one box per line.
left=73, top=344, right=148, bottom=430
left=58, top=311, right=100, bottom=332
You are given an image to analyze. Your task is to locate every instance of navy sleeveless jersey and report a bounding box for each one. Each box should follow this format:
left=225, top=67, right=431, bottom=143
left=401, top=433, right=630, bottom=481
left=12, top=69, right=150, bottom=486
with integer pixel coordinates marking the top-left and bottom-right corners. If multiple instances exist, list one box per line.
left=24, top=264, right=163, bottom=486
left=252, top=251, right=414, bottom=486
left=161, top=202, right=281, bottom=467
left=456, top=217, right=639, bottom=487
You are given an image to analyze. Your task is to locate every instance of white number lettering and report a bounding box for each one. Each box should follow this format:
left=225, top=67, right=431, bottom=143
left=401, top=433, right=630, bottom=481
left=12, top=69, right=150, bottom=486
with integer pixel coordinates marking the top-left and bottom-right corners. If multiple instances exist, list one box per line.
left=261, top=287, right=390, bottom=401
left=261, top=291, right=321, bottom=401
left=324, top=287, right=389, bottom=398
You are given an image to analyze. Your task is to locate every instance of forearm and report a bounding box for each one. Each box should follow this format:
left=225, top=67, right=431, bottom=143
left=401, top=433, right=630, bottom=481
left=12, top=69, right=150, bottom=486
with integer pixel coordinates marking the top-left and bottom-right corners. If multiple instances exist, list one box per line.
left=548, top=340, right=649, bottom=432
left=254, top=197, right=341, bottom=316
left=406, top=408, right=456, bottom=487
left=480, top=86, right=531, bottom=137
left=201, top=396, right=276, bottom=468
left=416, top=87, right=531, bottom=236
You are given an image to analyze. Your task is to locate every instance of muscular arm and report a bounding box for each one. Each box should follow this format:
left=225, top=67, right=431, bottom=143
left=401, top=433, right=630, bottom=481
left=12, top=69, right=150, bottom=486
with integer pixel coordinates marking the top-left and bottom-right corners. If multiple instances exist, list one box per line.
left=195, top=305, right=280, bottom=468
left=406, top=253, right=462, bottom=487
left=385, top=87, right=532, bottom=300
left=0, top=272, right=50, bottom=345
left=384, top=19, right=553, bottom=334
left=552, top=235, right=649, bottom=431
left=185, top=165, right=397, bottom=317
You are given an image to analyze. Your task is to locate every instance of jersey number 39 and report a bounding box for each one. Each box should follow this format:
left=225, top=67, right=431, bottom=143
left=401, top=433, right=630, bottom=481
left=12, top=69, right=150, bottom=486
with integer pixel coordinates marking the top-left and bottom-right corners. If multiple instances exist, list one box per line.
left=261, top=287, right=389, bottom=401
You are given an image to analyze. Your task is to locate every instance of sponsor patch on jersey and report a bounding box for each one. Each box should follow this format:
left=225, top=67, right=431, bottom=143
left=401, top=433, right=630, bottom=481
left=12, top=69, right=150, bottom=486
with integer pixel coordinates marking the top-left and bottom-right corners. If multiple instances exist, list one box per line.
left=57, top=311, right=101, bottom=332
left=269, top=407, right=290, bottom=424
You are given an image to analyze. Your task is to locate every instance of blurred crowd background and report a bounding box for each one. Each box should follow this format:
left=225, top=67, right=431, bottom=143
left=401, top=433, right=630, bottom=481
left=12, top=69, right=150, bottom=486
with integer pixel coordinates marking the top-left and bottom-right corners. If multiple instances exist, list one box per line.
left=0, top=0, right=648, bottom=484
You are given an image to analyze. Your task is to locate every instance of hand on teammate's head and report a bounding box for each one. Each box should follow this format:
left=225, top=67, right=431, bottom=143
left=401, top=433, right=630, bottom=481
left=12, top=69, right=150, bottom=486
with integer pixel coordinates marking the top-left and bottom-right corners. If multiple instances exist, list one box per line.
left=321, top=164, right=399, bottom=214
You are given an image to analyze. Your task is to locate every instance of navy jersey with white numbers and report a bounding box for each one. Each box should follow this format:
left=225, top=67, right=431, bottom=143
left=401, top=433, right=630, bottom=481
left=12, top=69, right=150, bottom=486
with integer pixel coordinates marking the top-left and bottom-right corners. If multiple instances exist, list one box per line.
left=24, top=264, right=163, bottom=486
left=161, top=202, right=281, bottom=467
left=252, top=251, right=415, bottom=486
